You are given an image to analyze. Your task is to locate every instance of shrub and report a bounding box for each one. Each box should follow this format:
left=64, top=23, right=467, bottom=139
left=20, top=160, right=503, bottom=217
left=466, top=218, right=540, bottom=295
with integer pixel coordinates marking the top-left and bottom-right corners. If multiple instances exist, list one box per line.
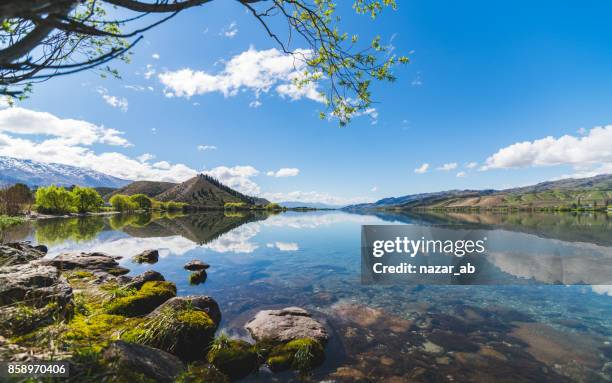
left=109, top=194, right=138, bottom=212
left=265, top=203, right=283, bottom=211
left=0, top=183, right=33, bottom=215
left=35, top=185, right=74, bottom=214
left=129, top=194, right=153, bottom=210
left=72, top=186, right=104, bottom=213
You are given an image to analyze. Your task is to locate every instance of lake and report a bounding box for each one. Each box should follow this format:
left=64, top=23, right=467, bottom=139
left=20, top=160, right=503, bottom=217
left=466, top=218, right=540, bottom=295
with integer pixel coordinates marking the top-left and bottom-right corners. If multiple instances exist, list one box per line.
left=3, top=210, right=612, bottom=382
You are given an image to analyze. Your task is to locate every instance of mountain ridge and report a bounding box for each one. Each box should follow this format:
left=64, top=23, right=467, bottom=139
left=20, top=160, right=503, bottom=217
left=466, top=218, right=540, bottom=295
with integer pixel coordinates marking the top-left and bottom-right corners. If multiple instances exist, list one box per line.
left=344, top=174, right=612, bottom=211
left=0, top=156, right=130, bottom=188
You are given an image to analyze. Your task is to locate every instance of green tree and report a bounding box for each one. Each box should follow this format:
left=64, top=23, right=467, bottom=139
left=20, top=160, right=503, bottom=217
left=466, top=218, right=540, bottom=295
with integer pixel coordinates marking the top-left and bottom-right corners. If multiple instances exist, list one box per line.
left=71, top=186, right=104, bottom=213
left=109, top=194, right=138, bottom=212
left=35, top=185, right=74, bottom=214
left=130, top=194, right=153, bottom=210
left=0, top=1, right=406, bottom=124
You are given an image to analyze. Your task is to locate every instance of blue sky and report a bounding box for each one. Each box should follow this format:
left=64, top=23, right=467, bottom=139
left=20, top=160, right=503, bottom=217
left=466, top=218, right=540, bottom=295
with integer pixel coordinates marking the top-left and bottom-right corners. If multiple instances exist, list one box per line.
left=2, top=0, right=612, bottom=205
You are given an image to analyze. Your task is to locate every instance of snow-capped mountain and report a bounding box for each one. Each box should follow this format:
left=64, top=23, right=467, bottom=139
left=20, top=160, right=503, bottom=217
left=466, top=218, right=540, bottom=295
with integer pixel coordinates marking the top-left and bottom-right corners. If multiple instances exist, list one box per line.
left=0, top=156, right=130, bottom=188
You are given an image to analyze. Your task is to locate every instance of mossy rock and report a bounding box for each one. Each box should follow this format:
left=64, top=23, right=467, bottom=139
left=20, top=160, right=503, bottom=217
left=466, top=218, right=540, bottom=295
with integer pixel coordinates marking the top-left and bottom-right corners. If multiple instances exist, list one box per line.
left=207, top=339, right=258, bottom=380
left=105, top=281, right=176, bottom=317
left=175, top=363, right=229, bottom=383
left=63, top=313, right=141, bottom=352
left=266, top=338, right=325, bottom=373
left=122, top=306, right=216, bottom=361
left=188, top=270, right=207, bottom=285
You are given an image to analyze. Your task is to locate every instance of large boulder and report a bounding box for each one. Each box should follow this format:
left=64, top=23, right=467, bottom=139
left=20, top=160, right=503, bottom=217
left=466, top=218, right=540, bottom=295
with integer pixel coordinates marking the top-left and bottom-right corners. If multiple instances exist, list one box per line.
left=103, top=340, right=184, bottom=383
left=0, top=262, right=72, bottom=336
left=124, top=296, right=221, bottom=361
left=0, top=263, right=72, bottom=307
left=245, top=307, right=329, bottom=344
left=0, top=242, right=46, bottom=267
left=37, top=252, right=129, bottom=276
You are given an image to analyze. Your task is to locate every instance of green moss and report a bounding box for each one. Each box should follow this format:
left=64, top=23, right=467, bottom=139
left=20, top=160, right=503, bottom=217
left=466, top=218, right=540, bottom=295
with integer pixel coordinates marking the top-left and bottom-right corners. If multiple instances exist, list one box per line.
left=105, top=281, right=176, bottom=317
left=123, top=306, right=216, bottom=361
left=63, top=313, right=135, bottom=352
left=266, top=338, right=325, bottom=373
left=207, top=337, right=258, bottom=380
left=174, top=363, right=229, bottom=383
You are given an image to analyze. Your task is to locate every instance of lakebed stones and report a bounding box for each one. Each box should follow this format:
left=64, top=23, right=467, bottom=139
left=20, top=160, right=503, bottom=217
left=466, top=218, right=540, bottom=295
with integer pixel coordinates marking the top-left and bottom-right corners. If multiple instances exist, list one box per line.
left=103, top=340, right=184, bottom=383
left=0, top=242, right=47, bottom=267
left=132, top=249, right=159, bottom=264
left=245, top=306, right=329, bottom=344
left=37, top=252, right=129, bottom=276
left=184, top=259, right=210, bottom=271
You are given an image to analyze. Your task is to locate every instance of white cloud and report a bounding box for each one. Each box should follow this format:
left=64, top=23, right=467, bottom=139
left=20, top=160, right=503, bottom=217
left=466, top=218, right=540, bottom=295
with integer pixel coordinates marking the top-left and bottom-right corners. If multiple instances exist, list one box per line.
left=205, top=165, right=260, bottom=195
left=249, top=100, right=262, bottom=108
left=137, top=153, right=155, bottom=163
left=481, top=126, right=612, bottom=177
left=97, top=87, right=128, bottom=112
left=0, top=107, right=129, bottom=147
left=152, top=53, right=160, bottom=60
left=197, top=145, right=217, bottom=151
left=371, top=186, right=378, bottom=192
left=437, top=162, right=458, bottom=171
left=266, top=168, right=300, bottom=177
left=414, top=163, right=429, bottom=174
left=144, top=64, right=156, bottom=80
left=221, top=21, right=238, bottom=38
left=270, top=242, right=299, bottom=251
left=456, top=171, right=466, bottom=178
left=158, top=47, right=323, bottom=103
left=465, top=162, right=478, bottom=169
left=261, top=190, right=371, bottom=206
left=0, top=107, right=198, bottom=183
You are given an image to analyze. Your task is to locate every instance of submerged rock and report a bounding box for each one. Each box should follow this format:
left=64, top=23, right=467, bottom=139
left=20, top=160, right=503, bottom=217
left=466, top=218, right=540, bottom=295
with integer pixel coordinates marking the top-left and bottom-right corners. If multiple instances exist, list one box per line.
left=37, top=252, right=129, bottom=276
left=132, top=249, right=159, bottom=264
left=103, top=340, right=184, bottom=383
left=124, top=296, right=220, bottom=361
left=0, top=242, right=46, bottom=267
left=189, top=270, right=207, bottom=285
left=123, top=270, right=165, bottom=290
left=245, top=307, right=328, bottom=344
left=184, top=259, right=210, bottom=271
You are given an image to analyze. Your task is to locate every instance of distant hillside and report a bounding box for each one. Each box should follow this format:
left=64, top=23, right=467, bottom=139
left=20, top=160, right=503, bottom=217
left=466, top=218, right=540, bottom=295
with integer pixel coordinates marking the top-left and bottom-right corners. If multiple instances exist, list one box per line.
left=106, top=180, right=177, bottom=200
left=155, top=174, right=269, bottom=208
left=344, top=174, right=612, bottom=211
left=0, top=156, right=130, bottom=188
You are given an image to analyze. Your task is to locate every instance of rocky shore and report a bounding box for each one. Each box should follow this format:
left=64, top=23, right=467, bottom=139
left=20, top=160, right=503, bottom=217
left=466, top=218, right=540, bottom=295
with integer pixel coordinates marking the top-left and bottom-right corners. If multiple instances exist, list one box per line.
left=0, top=242, right=329, bottom=382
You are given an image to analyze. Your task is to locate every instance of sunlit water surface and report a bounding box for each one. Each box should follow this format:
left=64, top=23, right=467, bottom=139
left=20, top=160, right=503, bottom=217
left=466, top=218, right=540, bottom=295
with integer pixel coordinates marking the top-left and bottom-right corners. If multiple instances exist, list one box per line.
left=4, top=210, right=612, bottom=382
